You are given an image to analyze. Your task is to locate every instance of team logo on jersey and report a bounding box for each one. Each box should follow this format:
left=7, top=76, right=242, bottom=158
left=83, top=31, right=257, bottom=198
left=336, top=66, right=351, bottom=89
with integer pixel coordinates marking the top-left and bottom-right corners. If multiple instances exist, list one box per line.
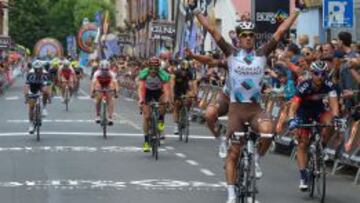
left=243, top=54, right=254, bottom=65
left=241, top=79, right=255, bottom=90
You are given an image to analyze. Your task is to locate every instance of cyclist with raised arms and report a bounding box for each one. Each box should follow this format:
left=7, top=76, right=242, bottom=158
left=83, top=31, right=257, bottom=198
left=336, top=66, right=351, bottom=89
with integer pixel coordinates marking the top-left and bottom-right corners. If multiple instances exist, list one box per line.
left=188, top=1, right=299, bottom=202
left=138, top=57, right=171, bottom=152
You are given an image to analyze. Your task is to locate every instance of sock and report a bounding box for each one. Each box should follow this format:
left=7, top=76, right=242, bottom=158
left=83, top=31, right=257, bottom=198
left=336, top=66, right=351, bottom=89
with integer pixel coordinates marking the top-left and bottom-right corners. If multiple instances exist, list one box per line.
left=144, top=135, right=149, bottom=142
left=255, top=152, right=261, bottom=164
left=227, top=185, right=236, bottom=200
left=158, top=115, right=164, bottom=122
left=300, top=169, right=307, bottom=180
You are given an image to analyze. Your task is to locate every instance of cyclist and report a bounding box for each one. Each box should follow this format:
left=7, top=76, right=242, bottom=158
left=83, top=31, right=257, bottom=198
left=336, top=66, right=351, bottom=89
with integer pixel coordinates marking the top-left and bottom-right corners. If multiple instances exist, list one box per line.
left=71, top=60, right=83, bottom=95
left=185, top=48, right=230, bottom=158
left=172, top=60, right=195, bottom=134
left=24, top=60, right=50, bottom=133
left=90, top=60, right=119, bottom=125
left=48, top=58, right=61, bottom=97
left=138, top=57, right=171, bottom=152
left=189, top=1, right=299, bottom=202
left=58, top=59, right=76, bottom=103
left=288, top=60, right=342, bottom=191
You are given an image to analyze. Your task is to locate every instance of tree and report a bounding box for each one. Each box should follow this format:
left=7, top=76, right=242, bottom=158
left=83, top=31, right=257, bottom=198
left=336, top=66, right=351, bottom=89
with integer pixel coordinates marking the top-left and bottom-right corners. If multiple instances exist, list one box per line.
left=9, top=0, right=115, bottom=52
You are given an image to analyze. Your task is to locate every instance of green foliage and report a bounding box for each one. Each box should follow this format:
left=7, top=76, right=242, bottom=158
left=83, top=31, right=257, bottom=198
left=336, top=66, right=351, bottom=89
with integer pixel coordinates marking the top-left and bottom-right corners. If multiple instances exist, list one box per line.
left=8, top=0, right=115, bottom=51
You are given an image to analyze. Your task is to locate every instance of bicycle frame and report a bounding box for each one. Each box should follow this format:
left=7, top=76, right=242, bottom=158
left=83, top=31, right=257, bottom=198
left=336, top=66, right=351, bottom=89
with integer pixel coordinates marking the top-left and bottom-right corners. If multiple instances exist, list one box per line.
left=96, top=88, right=113, bottom=139
left=231, top=124, right=273, bottom=203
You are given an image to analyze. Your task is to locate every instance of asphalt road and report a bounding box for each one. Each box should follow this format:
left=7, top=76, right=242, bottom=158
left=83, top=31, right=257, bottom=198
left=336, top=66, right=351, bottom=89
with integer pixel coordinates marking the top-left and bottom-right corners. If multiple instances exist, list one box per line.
left=0, top=77, right=359, bottom=203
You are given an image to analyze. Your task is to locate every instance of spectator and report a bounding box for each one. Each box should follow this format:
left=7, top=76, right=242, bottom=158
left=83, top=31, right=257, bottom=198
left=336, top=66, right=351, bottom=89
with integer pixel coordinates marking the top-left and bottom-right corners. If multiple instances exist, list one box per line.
left=298, top=34, right=309, bottom=49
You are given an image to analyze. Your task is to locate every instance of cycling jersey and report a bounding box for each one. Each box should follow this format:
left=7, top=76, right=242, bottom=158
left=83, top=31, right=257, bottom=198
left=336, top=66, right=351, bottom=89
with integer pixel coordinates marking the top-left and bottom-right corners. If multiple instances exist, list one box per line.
left=293, top=79, right=337, bottom=119
left=174, top=68, right=193, bottom=98
left=218, top=37, right=277, bottom=103
left=93, top=69, right=115, bottom=88
left=139, top=68, right=170, bottom=91
left=26, top=72, right=49, bottom=93
left=59, top=67, right=75, bottom=81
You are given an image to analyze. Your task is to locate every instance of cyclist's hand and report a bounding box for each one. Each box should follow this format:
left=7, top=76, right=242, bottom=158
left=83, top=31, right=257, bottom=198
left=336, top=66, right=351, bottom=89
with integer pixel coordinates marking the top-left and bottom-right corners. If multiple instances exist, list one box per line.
left=138, top=100, right=145, bottom=107
left=188, top=0, right=198, bottom=10
left=295, top=0, right=306, bottom=11
left=332, top=116, right=345, bottom=131
left=288, top=118, right=299, bottom=130
left=90, top=92, right=95, bottom=99
left=114, top=94, right=119, bottom=99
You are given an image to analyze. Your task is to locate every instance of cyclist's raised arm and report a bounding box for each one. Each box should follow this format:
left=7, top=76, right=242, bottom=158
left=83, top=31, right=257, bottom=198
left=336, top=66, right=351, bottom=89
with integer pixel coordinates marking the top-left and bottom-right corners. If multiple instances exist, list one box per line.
left=259, top=10, right=299, bottom=57
left=185, top=48, right=228, bottom=70
left=191, top=6, right=234, bottom=57
left=273, top=10, right=299, bottom=42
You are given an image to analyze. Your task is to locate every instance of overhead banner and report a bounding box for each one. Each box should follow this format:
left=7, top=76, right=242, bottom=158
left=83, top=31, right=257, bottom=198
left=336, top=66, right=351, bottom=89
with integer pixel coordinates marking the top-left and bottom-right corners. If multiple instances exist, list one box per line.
left=150, top=21, right=176, bottom=40
left=255, top=0, right=290, bottom=47
left=77, top=23, right=98, bottom=53
left=323, top=0, right=354, bottom=28
left=33, top=38, right=63, bottom=59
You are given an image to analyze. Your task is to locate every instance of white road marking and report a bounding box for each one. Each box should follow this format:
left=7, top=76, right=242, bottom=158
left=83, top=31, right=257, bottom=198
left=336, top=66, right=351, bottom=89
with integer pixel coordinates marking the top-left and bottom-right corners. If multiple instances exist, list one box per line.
left=77, top=96, right=91, bottom=100
left=200, top=169, right=215, bottom=177
left=175, top=153, right=187, bottom=158
left=0, top=132, right=214, bottom=139
left=7, top=119, right=128, bottom=125
left=0, top=146, right=170, bottom=153
left=186, top=160, right=199, bottom=166
left=5, top=96, right=19, bottom=100
left=124, top=97, right=135, bottom=102
left=165, top=146, right=175, bottom=150
left=0, top=179, right=226, bottom=191
left=113, top=113, right=142, bottom=130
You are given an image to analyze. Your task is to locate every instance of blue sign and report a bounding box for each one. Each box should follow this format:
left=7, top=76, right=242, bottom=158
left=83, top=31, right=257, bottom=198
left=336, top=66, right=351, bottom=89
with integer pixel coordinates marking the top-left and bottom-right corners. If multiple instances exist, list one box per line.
left=323, top=0, right=353, bottom=28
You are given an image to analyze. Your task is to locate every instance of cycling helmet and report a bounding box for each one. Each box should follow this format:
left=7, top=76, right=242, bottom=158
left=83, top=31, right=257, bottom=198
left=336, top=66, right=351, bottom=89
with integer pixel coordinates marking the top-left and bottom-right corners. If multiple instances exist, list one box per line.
left=99, top=60, right=110, bottom=70
left=236, top=21, right=255, bottom=35
left=32, top=60, right=43, bottom=69
left=310, top=60, right=328, bottom=72
left=71, top=61, right=79, bottom=68
left=148, top=57, right=160, bottom=67
left=63, top=59, right=71, bottom=66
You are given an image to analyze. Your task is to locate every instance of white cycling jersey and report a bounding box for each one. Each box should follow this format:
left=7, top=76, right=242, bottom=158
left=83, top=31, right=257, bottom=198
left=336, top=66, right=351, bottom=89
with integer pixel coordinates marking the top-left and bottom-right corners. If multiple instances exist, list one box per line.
left=227, top=49, right=266, bottom=103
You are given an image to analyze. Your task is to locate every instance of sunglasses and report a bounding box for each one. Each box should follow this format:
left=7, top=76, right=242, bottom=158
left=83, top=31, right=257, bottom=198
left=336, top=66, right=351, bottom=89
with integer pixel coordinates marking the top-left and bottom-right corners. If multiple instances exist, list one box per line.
left=239, top=32, right=255, bottom=38
left=311, top=71, right=326, bottom=77
left=302, top=52, right=311, bottom=56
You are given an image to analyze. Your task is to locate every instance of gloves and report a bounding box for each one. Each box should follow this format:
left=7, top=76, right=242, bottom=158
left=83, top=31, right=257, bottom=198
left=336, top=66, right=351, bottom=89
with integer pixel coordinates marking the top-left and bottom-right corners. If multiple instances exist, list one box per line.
left=288, top=118, right=299, bottom=130
left=295, top=0, right=306, bottom=11
left=332, top=116, right=345, bottom=130
left=188, top=0, right=201, bottom=15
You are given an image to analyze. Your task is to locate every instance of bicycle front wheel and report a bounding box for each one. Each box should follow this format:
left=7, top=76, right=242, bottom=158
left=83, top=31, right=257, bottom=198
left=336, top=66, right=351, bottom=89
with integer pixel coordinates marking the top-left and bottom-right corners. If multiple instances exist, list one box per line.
left=151, top=112, right=159, bottom=160
left=35, top=103, right=41, bottom=141
left=101, top=100, right=107, bottom=139
left=184, top=108, right=190, bottom=143
left=65, top=87, right=70, bottom=111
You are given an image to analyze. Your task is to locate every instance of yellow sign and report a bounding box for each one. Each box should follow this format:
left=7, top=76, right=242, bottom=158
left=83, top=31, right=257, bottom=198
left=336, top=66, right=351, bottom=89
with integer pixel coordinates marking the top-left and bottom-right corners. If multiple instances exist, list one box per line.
left=304, top=0, right=322, bottom=7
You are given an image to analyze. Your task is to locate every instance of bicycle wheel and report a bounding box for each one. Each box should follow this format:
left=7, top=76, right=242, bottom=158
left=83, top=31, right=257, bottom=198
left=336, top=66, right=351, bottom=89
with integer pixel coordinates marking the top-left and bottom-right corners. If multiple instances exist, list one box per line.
left=236, top=158, right=245, bottom=203
left=178, top=107, right=185, bottom=141
left=151, top=112, right=159, bottom=160
left=35, top=103, right=41, bottom=141
left=315, top=150, right=326, bottom=203
left=250, top=154, right=257, bottom=203
left=65, top=87, right=69, bottom=111
left=184, top=107, right=190, bottom=143
left=101, top=100, right=107, bottom=139
left=308, top=153, right=316, bottom=198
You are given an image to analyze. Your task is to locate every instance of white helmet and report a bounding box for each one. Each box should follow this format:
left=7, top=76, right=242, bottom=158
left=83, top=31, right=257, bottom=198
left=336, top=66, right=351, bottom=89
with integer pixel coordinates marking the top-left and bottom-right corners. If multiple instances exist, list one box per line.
left=32, top=60, right=43, bottom=69
left=100, top=60, right=110, bottom=70
left=236, top=21, right=255, bottom=34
